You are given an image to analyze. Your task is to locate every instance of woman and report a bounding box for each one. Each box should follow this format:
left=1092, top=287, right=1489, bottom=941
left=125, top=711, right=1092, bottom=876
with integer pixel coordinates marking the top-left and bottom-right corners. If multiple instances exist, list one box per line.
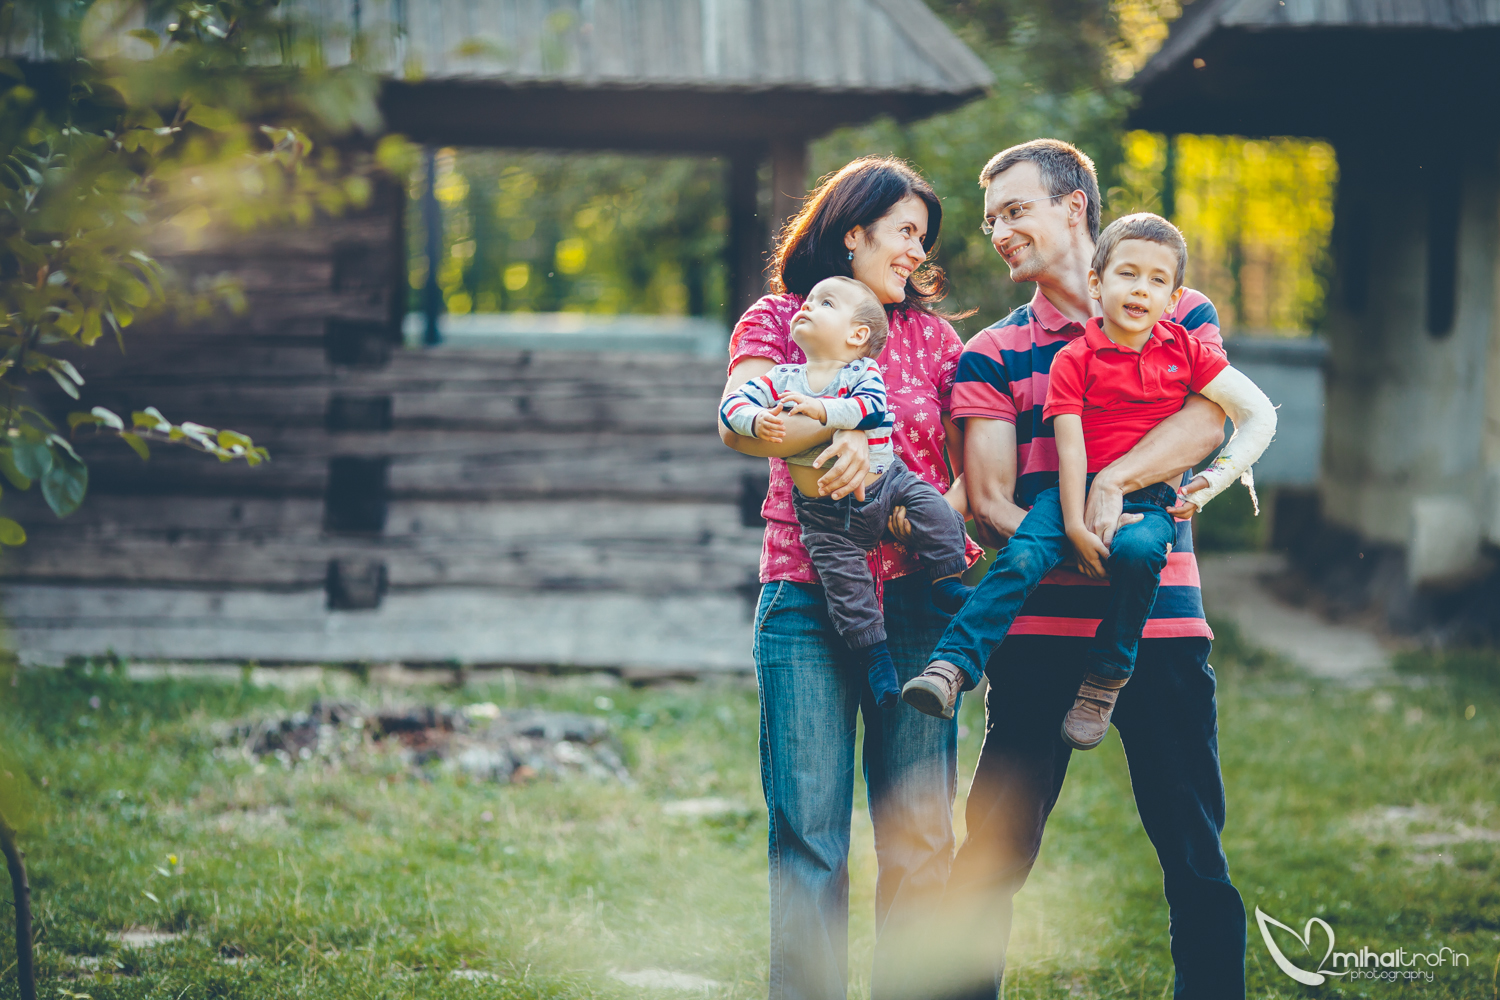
left=718, top=157, right=978, bottom=1000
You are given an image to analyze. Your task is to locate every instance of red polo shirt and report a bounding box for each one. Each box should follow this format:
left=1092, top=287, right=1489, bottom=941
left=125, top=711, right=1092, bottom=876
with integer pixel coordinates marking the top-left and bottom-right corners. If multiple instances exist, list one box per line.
left=1044, top=317, right=1229, bottom=472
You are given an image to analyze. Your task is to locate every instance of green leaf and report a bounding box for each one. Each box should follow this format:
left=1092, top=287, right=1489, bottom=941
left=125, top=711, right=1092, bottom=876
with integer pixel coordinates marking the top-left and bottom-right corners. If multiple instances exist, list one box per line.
left=89, top=406, right=124, bottom=430
left=127, top=28, right=161, bottom=52
left=10, top=438, right=51, bottom=480
left=41, top=450, right=87, bottom=518
left=47, top=366, right=80, bottom=398
left=0, top=449, right=32, bottom=491
left=185, top=104, right=237, bottom=131
left=120, top=432, right=149, bottom=461
left=54, top=359, right=83, bottom=385
left=133, top=406, right=169, bottom=431
left=0, top=517, right=25, bottom=546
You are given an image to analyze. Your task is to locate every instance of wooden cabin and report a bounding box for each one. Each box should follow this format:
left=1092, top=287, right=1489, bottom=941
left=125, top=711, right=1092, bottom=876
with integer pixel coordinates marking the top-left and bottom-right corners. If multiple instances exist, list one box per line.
left=1132, top=0, right=1500, bottom=640
left=0, top=0, right=992, bottom=670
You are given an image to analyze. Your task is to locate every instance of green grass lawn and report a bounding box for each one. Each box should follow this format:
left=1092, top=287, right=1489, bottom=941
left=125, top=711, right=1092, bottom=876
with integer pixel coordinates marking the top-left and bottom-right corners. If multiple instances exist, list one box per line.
left=1, top=632, right=1497, bottom=999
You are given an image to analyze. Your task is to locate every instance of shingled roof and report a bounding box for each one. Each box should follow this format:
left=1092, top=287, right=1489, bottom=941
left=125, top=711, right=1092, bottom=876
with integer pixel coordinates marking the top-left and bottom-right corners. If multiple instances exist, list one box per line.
left=294, top=0, right=994, bottom=149
left=1130, top=0, right=1500, bottom=138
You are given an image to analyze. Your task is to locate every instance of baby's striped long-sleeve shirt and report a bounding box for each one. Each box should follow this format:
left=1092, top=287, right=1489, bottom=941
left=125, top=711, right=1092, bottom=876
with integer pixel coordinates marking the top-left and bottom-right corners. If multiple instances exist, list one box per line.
left=720, top=358, right=894, bottom=474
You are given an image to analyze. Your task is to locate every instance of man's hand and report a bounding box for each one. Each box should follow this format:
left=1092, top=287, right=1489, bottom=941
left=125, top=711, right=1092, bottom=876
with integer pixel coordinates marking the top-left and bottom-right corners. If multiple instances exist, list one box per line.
left=1067, top=525, right=1111, bottom=579
left=753, top=408, right=787, bottom=442
left=1167, top=475, right=1209, bottom=518
left=814, top=429, right=870, bottom=501
left=780, top=392, right=827, bottom=424
left=1083, top=474, right=1143, bottom=550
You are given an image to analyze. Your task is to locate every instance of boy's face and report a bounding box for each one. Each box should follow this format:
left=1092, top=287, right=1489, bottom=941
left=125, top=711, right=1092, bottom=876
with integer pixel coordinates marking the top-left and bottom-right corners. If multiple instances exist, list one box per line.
left=790, top=279, right=871, bottom=361
left=1088, top=238, right=1184, bottom=337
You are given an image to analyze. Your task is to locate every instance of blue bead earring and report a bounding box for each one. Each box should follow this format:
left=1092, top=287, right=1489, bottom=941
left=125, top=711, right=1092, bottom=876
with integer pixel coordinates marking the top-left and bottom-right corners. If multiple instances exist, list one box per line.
left=847, top=250, right=854, bottom=261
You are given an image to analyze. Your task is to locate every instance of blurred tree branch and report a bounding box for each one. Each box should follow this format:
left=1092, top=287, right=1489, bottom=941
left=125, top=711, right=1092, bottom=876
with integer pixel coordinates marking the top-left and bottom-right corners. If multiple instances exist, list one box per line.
left=0, top=0, right=384, bottom=546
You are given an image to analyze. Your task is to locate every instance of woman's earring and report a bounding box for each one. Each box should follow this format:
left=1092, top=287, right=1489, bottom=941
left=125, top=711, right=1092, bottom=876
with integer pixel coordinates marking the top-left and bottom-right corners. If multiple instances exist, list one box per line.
left=847, top=250, right=854, bottom=261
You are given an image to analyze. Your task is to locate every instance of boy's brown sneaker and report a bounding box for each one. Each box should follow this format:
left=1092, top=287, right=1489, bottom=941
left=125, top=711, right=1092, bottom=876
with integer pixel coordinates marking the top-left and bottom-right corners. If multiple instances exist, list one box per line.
left=901, top=660, right=967, bottom=720
left=1060, top=674, right=1128, bottom=750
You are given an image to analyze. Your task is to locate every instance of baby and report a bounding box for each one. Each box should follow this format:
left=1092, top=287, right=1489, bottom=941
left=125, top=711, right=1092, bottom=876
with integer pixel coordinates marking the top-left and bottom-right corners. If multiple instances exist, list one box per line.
left=903, top=214, right=1276, bottom=747
left=720, top=276, right=972, bottom=708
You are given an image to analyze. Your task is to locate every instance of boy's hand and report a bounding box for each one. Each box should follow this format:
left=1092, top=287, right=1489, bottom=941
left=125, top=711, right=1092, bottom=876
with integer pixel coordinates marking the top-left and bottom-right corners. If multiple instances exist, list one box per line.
left=1067, top=526, right=1111, bottom=580
left=753, top=408, right=787, bottom=442
left=1169, top=475, right=1210, bottom=515
left=780, top=392, right=827, bottom=424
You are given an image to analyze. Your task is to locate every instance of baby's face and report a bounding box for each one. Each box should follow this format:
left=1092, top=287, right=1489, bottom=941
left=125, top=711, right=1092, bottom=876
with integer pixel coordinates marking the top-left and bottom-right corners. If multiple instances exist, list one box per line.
left=790, top=279, right=868, bottom=361
left=1089, top=238, right=1183, bottom=338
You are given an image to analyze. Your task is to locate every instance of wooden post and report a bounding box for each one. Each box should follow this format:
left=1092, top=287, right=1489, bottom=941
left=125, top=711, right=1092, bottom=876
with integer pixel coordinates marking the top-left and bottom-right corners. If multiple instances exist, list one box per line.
left=728, top=148, right=764, bottom=317
left=770, top=138, right=808, bottom=247
left=421, top=145, right=443, bottom=346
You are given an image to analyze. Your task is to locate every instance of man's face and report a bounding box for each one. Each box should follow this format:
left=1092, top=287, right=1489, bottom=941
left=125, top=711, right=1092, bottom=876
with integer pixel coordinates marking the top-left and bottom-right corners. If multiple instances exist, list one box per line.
left=982, top=161, right=1077, bottom=284
left=791, top=279, right=868, bottom=361
left=1088, top=239, right=1183, bottom=338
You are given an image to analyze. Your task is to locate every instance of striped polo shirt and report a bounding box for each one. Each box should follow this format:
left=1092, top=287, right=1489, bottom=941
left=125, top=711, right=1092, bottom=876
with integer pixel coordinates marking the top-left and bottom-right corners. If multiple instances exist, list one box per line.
left=952, top=288, right=1224, bottom=640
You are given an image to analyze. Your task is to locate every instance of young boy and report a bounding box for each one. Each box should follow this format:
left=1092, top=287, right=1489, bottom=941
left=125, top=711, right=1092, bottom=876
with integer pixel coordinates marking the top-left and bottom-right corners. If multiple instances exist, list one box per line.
left=901, top=214, right=1276, bottom=748
left=720, top=275, right=972, bottom=708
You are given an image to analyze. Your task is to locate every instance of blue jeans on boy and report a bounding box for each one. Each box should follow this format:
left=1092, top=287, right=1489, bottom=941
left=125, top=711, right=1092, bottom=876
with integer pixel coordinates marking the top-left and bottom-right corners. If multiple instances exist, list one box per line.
left=755, top=573, right=958, bottom=1000
left=930, top=476, right=1178, bottom=687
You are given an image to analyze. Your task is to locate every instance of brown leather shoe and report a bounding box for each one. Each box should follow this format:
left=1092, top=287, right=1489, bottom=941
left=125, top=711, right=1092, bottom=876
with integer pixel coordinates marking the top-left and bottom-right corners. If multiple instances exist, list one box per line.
left=901, top=660, right=967, bottom=720
left=1060, top=674, right=1128, bottom=750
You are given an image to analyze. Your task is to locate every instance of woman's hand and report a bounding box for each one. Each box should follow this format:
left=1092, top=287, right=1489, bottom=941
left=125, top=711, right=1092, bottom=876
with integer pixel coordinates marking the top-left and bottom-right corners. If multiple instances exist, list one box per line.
left=888, top=477, right=967, bottom=543
left=814, top=429, right=869, bottom=500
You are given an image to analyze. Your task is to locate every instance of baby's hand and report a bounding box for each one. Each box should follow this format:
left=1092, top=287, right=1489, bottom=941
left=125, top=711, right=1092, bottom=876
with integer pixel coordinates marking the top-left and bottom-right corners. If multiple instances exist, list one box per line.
left=754, top=408, right=787, bottom=442
left=780, top=392, right=827, bottom=424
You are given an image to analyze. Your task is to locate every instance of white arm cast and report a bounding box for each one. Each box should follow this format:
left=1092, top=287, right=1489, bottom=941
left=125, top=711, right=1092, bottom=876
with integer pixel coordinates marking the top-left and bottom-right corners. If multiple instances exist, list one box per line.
left=1189, top=365, right=1277, bottom=512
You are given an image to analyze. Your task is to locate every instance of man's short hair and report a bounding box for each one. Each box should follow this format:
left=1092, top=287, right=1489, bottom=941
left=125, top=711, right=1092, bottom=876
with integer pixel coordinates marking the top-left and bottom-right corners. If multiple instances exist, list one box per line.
left=979, top=139, right=1101, bottom=241
left=1091, top=213, right=1188, bottom=289
left=820, top=275, right=889, bottom=358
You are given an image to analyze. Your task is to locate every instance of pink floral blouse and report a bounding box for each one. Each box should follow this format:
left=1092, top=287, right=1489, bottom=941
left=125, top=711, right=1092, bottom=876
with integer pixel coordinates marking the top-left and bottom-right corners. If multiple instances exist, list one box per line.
left=729, top=293, right=983, bottom=585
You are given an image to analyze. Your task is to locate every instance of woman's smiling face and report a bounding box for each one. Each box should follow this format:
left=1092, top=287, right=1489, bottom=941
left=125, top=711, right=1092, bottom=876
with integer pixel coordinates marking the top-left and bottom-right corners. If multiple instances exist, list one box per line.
left=845, top=194, right=929, bottom=305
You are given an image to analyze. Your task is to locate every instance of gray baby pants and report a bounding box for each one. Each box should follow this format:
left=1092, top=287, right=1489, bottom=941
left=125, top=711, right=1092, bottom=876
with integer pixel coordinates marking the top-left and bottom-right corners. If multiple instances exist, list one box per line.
left=792, top=458, right=969, bottom=649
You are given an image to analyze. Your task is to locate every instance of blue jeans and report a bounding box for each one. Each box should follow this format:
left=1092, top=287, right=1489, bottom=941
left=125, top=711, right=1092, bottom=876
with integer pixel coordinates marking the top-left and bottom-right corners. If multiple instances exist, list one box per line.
left=939, top=636, right=1246, bottom=1000
left=931, top=480, right=1178, bottom=685
left=755, top=574, right=958, bottom=1000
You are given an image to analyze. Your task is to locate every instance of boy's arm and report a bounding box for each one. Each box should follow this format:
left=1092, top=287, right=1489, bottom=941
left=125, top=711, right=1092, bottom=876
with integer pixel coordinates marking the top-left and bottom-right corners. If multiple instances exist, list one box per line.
left=720, top=378, right=776, bottom=439
left=1184, top=365, right=1277, bottom=511
left=822, top=365, right=888, bottom=431
left=1054, top=415, right=1110, bottom=579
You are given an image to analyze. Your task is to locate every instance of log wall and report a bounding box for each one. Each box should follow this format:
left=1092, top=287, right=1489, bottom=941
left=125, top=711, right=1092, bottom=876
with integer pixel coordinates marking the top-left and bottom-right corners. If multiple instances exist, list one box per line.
left=0, top=181, right=767, bottom=671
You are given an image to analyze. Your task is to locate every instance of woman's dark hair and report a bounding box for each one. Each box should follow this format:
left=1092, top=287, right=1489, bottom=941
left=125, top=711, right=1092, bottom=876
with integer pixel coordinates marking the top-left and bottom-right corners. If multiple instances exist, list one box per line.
left=770, top=156, right=948, bottom=312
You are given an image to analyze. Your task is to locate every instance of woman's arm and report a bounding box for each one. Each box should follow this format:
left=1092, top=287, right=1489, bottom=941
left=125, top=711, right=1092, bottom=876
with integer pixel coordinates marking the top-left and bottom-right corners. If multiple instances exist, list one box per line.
left=719, top=357, right=871, bottom=500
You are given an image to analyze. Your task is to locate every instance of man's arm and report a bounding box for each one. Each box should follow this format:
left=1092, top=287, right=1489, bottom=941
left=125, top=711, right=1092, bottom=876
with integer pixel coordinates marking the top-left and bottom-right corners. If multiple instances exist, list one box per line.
left=962, top=416, right=1028, bottom=548
left=720, top=357, right=871, bottom=500
left=1084, top=394, right=1226, bottom=547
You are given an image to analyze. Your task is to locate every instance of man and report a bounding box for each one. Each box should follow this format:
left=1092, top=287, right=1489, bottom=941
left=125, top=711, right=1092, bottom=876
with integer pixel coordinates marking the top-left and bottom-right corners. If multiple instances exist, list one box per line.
left=938, top=139, right=1246, bottom=999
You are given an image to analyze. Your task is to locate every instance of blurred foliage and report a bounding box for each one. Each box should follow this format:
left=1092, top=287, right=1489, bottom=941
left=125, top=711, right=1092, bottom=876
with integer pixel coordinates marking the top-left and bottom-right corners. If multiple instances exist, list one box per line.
left=1115, top=131, right=1338, bottom=334
left=409, top=149, right=728, bottom=319
left=0, top=0, right=383, bottom=543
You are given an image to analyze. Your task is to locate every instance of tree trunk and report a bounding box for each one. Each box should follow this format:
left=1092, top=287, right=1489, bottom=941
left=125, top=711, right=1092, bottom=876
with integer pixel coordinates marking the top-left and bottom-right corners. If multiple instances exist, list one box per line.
left=0, top=809, right=35, bottom=1000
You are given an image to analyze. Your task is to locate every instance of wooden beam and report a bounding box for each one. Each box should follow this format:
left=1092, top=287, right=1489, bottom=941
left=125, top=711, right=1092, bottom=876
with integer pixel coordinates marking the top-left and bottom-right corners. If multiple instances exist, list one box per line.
left=728, top=149, right=766, bottom=316
left=770, top=138, right=808, bottom=250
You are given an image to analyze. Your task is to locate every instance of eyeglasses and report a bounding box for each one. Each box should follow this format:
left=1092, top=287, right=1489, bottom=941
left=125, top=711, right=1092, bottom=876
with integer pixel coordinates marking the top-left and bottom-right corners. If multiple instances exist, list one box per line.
left=980, top=192, right=1073, bottom=235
